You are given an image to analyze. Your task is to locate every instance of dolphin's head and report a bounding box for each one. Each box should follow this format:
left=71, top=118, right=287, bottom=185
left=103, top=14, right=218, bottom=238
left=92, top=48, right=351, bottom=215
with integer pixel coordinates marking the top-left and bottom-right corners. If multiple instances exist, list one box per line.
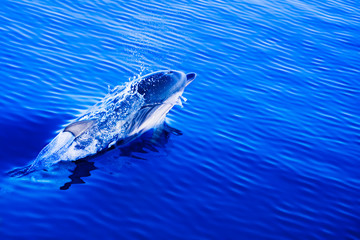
left=135, top=70, right=196, bottom=104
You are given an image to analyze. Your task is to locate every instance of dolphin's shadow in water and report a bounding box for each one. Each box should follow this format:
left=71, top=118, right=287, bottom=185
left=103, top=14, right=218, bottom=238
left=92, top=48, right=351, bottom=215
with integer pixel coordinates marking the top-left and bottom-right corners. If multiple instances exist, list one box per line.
left=59, top=160, right=97, bottom=190
left=59, top=124, right=182, bottom=190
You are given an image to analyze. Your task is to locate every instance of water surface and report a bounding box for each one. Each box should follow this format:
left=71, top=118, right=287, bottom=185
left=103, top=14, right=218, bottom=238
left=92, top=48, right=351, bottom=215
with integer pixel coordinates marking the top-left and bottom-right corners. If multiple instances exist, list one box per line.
left=0, top=0, right=359, bottom=239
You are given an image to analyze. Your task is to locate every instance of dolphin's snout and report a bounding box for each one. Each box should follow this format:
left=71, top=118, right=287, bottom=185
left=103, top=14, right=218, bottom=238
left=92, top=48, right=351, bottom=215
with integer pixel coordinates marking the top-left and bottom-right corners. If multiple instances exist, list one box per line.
left=186, top=73, right=196, bottom=86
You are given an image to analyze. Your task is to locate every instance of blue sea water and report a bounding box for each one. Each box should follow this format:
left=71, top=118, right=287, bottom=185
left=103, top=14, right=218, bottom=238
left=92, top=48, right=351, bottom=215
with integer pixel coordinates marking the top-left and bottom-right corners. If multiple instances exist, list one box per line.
left=0, top=0, right=359, bottom=239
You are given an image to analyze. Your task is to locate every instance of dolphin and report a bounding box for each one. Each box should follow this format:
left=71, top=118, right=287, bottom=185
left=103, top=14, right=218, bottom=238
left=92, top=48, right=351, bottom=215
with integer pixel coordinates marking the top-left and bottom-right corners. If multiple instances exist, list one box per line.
left=11, top=70, right=196, bottom=176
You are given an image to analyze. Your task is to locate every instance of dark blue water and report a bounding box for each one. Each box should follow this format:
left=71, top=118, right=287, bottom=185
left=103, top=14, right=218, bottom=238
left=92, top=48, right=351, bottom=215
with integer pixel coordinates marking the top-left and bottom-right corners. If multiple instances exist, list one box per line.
left=1, top=0, right=359, bottom=239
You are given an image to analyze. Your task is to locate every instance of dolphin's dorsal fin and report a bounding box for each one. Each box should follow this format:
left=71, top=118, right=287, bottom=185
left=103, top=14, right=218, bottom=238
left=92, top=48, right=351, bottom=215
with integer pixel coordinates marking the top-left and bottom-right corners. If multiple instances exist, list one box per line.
left=64, top=120, right=95, bottom=137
